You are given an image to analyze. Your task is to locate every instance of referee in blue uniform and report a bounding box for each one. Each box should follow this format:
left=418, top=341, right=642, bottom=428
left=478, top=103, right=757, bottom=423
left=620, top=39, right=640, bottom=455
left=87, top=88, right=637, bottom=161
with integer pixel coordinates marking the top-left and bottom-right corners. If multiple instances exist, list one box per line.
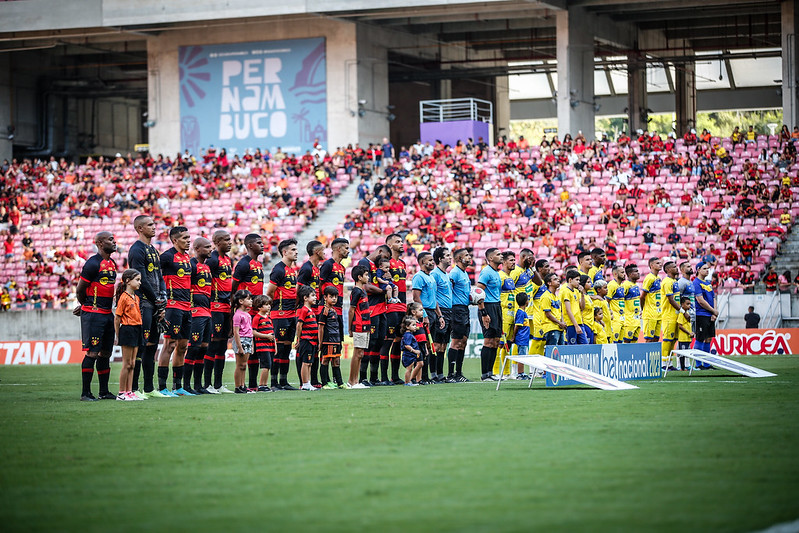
left=477, top=247, right=503, bottom=381
left=448, top=248, right=473, bottom=382
left=412, top=251, right=444, bottom=385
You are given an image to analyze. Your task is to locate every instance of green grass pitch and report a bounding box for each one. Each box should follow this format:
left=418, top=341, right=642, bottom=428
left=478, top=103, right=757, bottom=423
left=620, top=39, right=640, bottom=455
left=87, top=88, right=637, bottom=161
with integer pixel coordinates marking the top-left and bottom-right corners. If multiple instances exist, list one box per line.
left=1, top=356, right=798, bottom=532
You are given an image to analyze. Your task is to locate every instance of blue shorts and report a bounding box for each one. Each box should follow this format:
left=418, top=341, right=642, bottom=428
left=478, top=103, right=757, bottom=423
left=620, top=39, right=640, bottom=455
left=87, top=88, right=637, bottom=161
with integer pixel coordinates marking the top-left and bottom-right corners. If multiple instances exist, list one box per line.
left=565, top=325, right=588, bottom=345
left=402, top=354, right=421, bottom=368
left=583, top=326, right=595, bottom=344
left=545, top=330, right=563, bottom=346
left=515, top=345, right=529, bottom=355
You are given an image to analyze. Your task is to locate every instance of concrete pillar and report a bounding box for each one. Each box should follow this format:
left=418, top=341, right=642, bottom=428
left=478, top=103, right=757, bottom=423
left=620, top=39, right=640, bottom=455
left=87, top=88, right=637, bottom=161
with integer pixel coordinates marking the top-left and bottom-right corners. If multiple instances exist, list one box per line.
left=783, top=0, right=799, bottom=129
left=495, top=74, right=510, bottom=142
left=674, top=56, right=696, bottom=136
left=556, top=8, right=595, bottom=140
left=0, top=54, right=11, bottom=163
left=627, top=53, right=648, bottom=134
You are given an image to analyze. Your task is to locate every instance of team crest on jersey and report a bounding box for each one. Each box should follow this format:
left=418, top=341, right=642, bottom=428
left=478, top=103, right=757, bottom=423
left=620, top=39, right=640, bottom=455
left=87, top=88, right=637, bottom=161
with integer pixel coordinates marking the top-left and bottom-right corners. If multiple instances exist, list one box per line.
left=91, top=337, right=100, bottom=346
left=148, top=263, right=154, bottom=272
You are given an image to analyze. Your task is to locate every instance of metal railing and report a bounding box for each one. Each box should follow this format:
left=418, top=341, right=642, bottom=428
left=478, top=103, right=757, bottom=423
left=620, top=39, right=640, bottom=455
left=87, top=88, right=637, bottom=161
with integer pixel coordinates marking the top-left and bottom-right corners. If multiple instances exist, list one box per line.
left=716, top=291, right=731, bottom=329
left=419, top=98, right=493, bottom=124
left=761, top=290, right=783, bottom=329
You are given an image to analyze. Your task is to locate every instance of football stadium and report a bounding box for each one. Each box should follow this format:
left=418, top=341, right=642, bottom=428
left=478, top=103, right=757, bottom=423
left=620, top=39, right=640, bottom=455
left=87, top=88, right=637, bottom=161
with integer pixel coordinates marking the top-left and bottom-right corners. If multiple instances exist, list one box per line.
left=1, top=0, right=798, bottom=531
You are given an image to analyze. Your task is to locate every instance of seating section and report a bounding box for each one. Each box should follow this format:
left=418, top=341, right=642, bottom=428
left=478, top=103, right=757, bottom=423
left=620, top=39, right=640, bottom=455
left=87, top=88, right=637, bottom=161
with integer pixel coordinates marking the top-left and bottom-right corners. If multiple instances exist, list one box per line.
left=1, top=154, right=353, bottom=309
left=336, top=135, right=799, bottom=289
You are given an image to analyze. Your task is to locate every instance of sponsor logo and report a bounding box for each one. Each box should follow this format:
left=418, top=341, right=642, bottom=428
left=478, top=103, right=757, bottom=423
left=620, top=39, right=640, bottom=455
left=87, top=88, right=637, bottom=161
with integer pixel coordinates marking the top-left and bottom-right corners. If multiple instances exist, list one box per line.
left=177, top=268, right=186, bottom=277
left=333, top=278, right=341, bottom=286
left=219, top=272, right=229, bottom=280
left=284, top=281, right=292, bottom=289
left=147, top=263, right=154, bottom=272
left=197, top=278, right=207, bottom=288
left=99, top=277, right=111, bottom=286
left=251, top=276, right=259, bottom=284
left=1, top=341, right=78, bottom=365
left=713, top=329, right=794, bottom=356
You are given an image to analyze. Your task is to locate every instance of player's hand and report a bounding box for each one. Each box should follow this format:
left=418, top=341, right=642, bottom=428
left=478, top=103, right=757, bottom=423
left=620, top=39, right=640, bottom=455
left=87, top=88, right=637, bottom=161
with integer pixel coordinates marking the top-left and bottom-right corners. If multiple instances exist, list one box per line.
left=438, top=316, right=445, bottom=329
left=710, top=314, right=717, bottom=322
left=423, top=316, right=430, bottom=328
left=481, top=315, right=490, bottom=329
left=293, top=341, right=299, bottom=350
left=575, top=325, right=583, bottom=334
left=72, top=305, right=81, bottom=316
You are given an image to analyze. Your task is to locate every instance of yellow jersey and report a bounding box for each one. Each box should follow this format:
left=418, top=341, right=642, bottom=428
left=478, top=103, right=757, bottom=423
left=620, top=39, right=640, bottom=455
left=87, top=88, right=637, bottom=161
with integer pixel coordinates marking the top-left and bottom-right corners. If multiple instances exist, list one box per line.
left=641, top=273, right=662, bottom=320
left=531, top=283, right=548, bottom=340
left=562, top=286, right=583, bottom=326
left=539, top=289, right=563, bottom=334
left=597, top=298, right=612, bottom=339
left=660, top=276, right=680, bottom=322
left=581, top=294, right=596, bottom=331
left=607, top=279, right=625, bottom=321
left=677, top=311, right=693, bottom=342
left=499, top=270, right=517, bottom=320
left=622, top=280, right=642, bottom=326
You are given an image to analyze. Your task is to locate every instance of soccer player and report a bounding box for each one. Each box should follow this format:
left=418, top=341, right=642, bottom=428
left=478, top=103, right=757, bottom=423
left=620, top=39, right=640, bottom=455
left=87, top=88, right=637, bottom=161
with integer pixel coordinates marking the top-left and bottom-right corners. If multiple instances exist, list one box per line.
left=529, top=259, right=551, bottom=361
left=348, top=265, right=371, bottom=389
left=252, top=295, right=275, bottom=392
left=540, top=273, right=566, bottom=347
left=205, top=230, right=234, bottom=394
left=448, top=248, right=472, bottom=382
left=357, top=246, right=390, bottom=386
left=187, top=237, right=213, bottom=394
left=297, top=239, right=324, bottom=388
left=75, top=231, right=118, bottom=401
left=593, top=280, right=612, bottom=345
left=641, top=257, right=663, bottom=342
left=677, top=261, right=696, bottom=332
left=579, top=275, right=596, bottom=344
left=477, top=248, right=503, bottom=381
left=386, top=233, right=407, bottom=385
left=320, top=237, right=349, bottom=364
left=412, top=251, right=443, bottom=385
left=577, top=251, right=594, bottom=295
left=622, top=264, right=642, bottom=343
left=495, top=251, right=517, bottom=377
left=430, top=247, right=454, bottom=383
left=660, top=261, right=681, bottom=369
left=588, top=247, right=606, bottom=288
left=693, top=262, right=718, bottom=369
left=562, top=270, right=586, bottom=345
left=606, top=265, right=626, bottom=343
left=266, top=238, right=299, bottom=389
left=128, top=215, right=166, bottom=398
left=233, top=234, right=266, bottom=390
left=513, top=250, right=543, bottom=378
left=676, top=298, right=693, bottom=370
left=158, top=226, right=195, bottom=396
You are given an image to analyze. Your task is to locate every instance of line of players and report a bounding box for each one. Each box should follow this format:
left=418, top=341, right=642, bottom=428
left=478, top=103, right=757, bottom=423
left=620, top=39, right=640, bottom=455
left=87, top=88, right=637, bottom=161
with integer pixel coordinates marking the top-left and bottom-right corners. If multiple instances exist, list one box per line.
left=75, top=215, right=720, bottom=400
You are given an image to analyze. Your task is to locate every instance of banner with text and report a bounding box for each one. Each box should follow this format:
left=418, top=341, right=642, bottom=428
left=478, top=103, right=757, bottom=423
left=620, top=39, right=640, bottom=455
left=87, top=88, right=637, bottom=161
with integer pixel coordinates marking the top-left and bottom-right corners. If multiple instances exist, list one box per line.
left=713, top=329, right=798, bottom=356
left=179, top=37, right=326, bottom=156
left=545, top=343, right=662, bottom=387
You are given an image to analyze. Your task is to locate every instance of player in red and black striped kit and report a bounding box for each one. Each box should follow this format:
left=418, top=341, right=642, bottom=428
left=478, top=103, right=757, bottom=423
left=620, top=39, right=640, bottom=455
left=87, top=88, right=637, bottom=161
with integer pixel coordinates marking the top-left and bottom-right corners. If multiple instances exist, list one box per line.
left=158, top=226, right=195, bottom=396
left=187, top=237, right=213, bottom=394
left=297, top=239, right=324, bottom=388
left=266, top=238, right=299, bottom=389
left=319, top=237, right=349, bottom=343
left=294, top=285, right=319, bottom=391
left=205, top=230, right=233, bottom=393
left=232, top=233, right=264, bottom=391
left=75, top=231, right=118, bottom=401
left=385, top=233, right=407, bottom=385
left=357, top=245, right=391, bottom=386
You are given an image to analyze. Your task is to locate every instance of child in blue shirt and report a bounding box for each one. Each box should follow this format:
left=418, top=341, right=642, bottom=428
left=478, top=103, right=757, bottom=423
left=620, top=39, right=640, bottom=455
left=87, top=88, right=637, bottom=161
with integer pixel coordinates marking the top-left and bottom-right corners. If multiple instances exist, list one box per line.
left=376, top=256, right=400, bottom=304
left=401, top=317, right=423, bottom=385
left=510, top=292, right=531, bottom=379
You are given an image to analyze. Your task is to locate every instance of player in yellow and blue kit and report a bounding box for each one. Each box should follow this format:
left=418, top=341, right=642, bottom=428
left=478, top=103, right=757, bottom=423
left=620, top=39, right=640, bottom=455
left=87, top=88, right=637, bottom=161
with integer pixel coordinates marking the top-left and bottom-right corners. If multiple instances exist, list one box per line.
left=606, top=265, right=626, bottom=343
left=660, top=261, right=681, bottom=368
left=622, top=264, right=642, bottom=343
left=641, top=257, right=663, bottom=342
left=494, top=251, right=518, bottom=376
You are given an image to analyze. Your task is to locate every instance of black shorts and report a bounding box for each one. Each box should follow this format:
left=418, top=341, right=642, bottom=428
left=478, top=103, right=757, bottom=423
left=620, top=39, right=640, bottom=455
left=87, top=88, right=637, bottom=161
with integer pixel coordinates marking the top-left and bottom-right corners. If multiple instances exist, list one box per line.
left=402, top=354, right=421, bottom=368
left=368, top=313, right=386, bottom=352
left=164, top=308, right=192, bottom=340
left=297, top=339, right=317, bottom=364
left=480, top=302, right=503, bottom=339
left=320, top=343, right=342, bottom=358
left=695, top=315, right=716, bottom=343
left=211, top=311, right=230, bottom=340
left=450, top=305, right=471, bottom=339
left=431, top=307, right=452, bottom=344
left=81, top=312, right=115, bottom=353
left=190, top=315, right=212, bottom=347
left=385, top=311, right=402, bottom=341
left=274, top=317, right=297, bottom=343
left=118, top=324, right=142, bottom=348
left=257, top=350, right=274, bottom=369
left=140, top=304, right=161, bottom=347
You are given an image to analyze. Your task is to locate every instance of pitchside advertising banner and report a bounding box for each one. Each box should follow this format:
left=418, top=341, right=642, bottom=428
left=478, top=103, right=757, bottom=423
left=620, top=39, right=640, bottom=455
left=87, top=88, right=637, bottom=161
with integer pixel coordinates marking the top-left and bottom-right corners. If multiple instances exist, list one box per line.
left=545, top=343, right=662, bottom=387
left=178, top=37, right=326, bottom=156
left=712, top=329, right=798, bottom=356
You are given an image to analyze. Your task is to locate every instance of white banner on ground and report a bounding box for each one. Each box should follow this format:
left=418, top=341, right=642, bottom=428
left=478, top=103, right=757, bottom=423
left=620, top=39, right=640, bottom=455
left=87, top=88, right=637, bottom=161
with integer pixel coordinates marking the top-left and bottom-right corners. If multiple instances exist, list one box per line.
left=671, top=350, right=777, bottom=378
left=506, top=355, right=638, bottom=391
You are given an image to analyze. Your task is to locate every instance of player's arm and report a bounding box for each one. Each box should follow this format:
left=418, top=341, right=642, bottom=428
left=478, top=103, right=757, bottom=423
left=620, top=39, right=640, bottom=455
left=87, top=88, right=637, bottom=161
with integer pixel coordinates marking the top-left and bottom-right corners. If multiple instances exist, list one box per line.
left=74, top=259, right=96, bottom=315
left=294, top=315, right=303, bottom=350
left=348, top=302, right=356, bottom=337
left=578, top=288, right=586, bottom=311
left=317, top=313, right=325, bottom=346
left=640, top=284, right=648, bottom=308
left=232, top=317, right=243, bottom=353
left=476, top=281, right=490, bottom=328
left=114, top=304, right=123, bottom=340
left=678, top=321, right=692, bottom=336
left=666, top=291, right=679, bottom=311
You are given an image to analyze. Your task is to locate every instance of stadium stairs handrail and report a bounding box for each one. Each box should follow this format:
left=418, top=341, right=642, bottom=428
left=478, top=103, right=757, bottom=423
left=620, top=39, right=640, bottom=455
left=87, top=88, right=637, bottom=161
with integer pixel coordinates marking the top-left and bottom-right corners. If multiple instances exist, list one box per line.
left=761, top=290, right=783, bottom=329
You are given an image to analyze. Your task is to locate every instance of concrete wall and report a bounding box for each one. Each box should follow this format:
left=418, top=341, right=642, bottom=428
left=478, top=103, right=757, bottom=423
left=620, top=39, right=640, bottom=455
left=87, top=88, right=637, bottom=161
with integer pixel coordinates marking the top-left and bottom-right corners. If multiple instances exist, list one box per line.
left=0, top=310, right=80, bottom=341
left=146, top=15, right=359, bottom=156
left=0, top=54, right=10, bottom=163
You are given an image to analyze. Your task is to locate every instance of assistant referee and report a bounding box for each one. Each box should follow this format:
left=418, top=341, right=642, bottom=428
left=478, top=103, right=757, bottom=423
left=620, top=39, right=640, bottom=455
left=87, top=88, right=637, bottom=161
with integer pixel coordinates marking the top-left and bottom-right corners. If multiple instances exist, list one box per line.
left=477, top=247, right=503, bottom=381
